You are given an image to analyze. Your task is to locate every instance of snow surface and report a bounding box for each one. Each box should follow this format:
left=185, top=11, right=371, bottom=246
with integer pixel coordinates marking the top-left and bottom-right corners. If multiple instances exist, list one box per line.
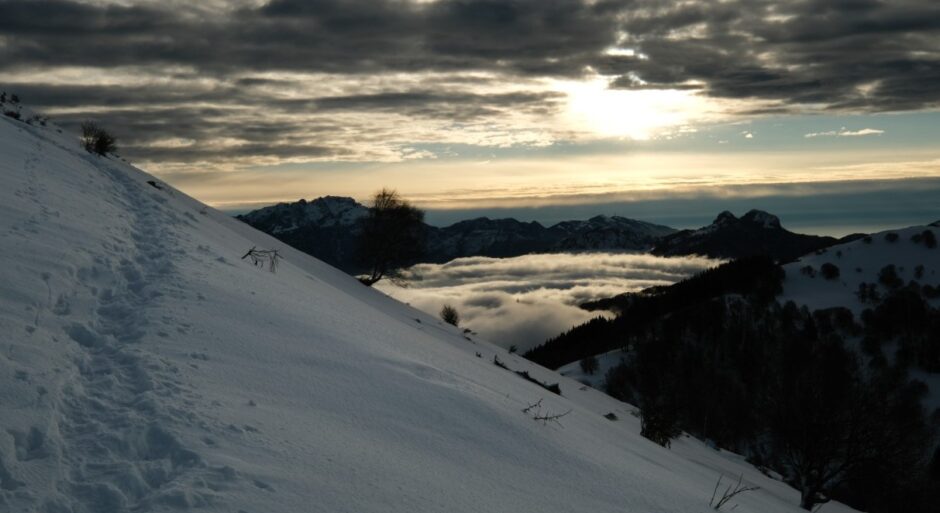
left=0, top=113, right=860, bottom=512
left=557, top=349, right=631, bottom=389
left=780, top=226, right=940, bottom=410
left=780, top=226, right=940, bottom=315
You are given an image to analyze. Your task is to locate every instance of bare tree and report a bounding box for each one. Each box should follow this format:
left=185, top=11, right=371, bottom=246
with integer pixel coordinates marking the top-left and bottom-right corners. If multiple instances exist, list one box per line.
left=242, top=246, right=282, bottom=273
left=356, top=188, right=425, bottom=286
left=764, top=336, right=929, bottom=511
left=709, top=474, right=759, bottom=510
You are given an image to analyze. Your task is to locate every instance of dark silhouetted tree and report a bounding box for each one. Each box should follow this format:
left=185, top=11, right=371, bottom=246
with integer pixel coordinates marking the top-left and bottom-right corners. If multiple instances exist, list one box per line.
left=635, top=335, right=682, bottom=447
left=820, top=263, right=840, bottom=280
left=603, top=361, right=634, bottom=403
left=921, top=230, right=936, bottom=249
left=356, top=188, right=425, bottom=286
left=579, top=355, right=599, bottom=375
left=878, top=264, right=902, bottom=289
left=766, top=336, right=862, bottom=510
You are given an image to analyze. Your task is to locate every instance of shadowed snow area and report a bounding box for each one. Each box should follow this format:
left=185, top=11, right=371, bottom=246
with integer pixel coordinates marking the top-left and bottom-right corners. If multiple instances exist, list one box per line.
left=377, top=253, right=718, bottom=350
left=0, top=113, right=860, bottom=513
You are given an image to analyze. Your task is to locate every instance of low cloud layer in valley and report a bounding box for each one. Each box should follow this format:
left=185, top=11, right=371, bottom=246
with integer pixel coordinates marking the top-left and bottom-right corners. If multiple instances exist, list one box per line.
left=376, top=252, right=718, bottom=352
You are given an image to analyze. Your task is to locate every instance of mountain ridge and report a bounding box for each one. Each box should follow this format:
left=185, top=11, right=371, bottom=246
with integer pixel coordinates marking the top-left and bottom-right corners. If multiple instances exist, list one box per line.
left=238, top=197, right=678, bottom=271
left=651, top=208, right=837, bottom=262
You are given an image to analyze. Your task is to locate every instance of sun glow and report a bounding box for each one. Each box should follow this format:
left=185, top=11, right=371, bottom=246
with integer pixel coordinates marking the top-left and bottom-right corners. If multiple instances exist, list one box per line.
left=554, top=76, right=716, bottom=140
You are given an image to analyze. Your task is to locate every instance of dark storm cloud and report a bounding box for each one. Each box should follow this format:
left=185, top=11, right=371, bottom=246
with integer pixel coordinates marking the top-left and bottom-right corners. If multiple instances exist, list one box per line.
left=5, top=79, right=564, bottom=163
left=310, top=90, right=564, bottom=120
left=42, top=103, right=350, bottom=161
left=5, top=83, right=240, bottom=109
left=2, top=0, right=937, bottom=109
left=123, top=142, right=345, bottom=162
left=12, top=81, right=561, bottom=118
left=0, top=0, right=619, bottom=75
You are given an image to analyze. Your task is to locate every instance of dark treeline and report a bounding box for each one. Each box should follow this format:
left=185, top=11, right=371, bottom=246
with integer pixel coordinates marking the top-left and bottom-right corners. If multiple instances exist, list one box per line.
left=525, top=257, right=940, bottom=512
left=608, top=296, right=938, bottom=511
left=525, top=255, right=784, bottom=370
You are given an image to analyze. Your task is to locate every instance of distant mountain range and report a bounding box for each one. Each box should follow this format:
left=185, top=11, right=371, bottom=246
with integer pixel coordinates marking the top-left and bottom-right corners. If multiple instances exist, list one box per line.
left=237, top=197, right=853, bottom=272
left=236, top=197, right=367, bottom=272
left=237, top=196, right=676, bottom=272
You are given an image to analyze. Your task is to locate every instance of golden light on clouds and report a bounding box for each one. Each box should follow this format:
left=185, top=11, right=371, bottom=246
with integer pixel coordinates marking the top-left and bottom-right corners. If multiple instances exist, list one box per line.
left=165, top=148, right=940, bottom=212
left=553, top=76, right=721, bottom=140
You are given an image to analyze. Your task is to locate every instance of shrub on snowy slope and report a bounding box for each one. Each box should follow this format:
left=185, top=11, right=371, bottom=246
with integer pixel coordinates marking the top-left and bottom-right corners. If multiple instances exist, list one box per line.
left=440, top=304, right=460, bottom=326
left=821, top=262, right=840, bottom=280
left=80, top=121, right=117, bottom=156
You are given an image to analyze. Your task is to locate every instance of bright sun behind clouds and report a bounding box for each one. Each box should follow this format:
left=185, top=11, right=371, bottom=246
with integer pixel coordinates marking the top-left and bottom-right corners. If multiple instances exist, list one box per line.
left=554, top=76, right=719, bottom=140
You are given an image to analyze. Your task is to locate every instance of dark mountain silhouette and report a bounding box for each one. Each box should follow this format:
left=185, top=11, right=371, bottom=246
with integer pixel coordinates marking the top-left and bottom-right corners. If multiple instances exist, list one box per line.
left=238, top=197, right=676, bottom=272
left=651, top=209, right=837, bottom=262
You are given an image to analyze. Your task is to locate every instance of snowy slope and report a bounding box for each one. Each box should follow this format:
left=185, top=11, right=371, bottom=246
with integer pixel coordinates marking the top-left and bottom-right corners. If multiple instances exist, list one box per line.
left=780, top=225, right=940, bottom=314
left=780, top=225, right=940, bottom=410
left=557, top=349, right=631, bottom=389
left=0, top=113, right=859, bottom=513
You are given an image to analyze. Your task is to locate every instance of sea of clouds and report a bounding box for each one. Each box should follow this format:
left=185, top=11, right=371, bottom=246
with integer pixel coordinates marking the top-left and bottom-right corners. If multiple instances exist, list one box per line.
left=376, top=252, right=719, bottom=352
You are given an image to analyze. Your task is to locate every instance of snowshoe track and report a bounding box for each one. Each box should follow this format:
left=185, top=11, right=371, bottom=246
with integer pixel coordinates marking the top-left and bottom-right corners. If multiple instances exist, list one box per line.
left=49, top=160, right=229, bottom=512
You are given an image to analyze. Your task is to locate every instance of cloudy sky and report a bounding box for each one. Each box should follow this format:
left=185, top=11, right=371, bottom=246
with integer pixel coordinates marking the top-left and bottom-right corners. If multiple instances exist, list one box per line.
left=3, top=0, right=939, bottom=230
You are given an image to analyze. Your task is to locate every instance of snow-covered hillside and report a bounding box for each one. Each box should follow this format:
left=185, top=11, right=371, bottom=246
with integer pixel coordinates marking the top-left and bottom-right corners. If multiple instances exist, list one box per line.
left=781, top=225, right=940, bottom=314
left=0, top=113, right=858, bottom=512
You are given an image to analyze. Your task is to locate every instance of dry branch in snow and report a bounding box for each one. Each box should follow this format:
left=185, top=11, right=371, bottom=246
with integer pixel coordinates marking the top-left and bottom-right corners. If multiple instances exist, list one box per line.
left=242, top=246, right=282, bottom=273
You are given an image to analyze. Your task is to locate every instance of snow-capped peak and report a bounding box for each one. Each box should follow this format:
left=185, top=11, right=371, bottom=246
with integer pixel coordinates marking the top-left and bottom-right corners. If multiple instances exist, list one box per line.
left=238, top=195, right=367, bottom=233
left=713, top=210, right=738, bottom=225
left=741, top=209, right=782, bottom=229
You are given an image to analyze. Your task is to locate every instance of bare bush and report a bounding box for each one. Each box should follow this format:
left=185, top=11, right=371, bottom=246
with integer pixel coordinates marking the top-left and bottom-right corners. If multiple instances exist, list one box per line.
left=241, top=246, right=282, bottom=273
left=522, top=398, right=571, bottom=426
left=709, top=474, right=759, bottom=510
left=81, top=121, right=117, bottom=155
left=440, top=304, right=459, bottom=326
